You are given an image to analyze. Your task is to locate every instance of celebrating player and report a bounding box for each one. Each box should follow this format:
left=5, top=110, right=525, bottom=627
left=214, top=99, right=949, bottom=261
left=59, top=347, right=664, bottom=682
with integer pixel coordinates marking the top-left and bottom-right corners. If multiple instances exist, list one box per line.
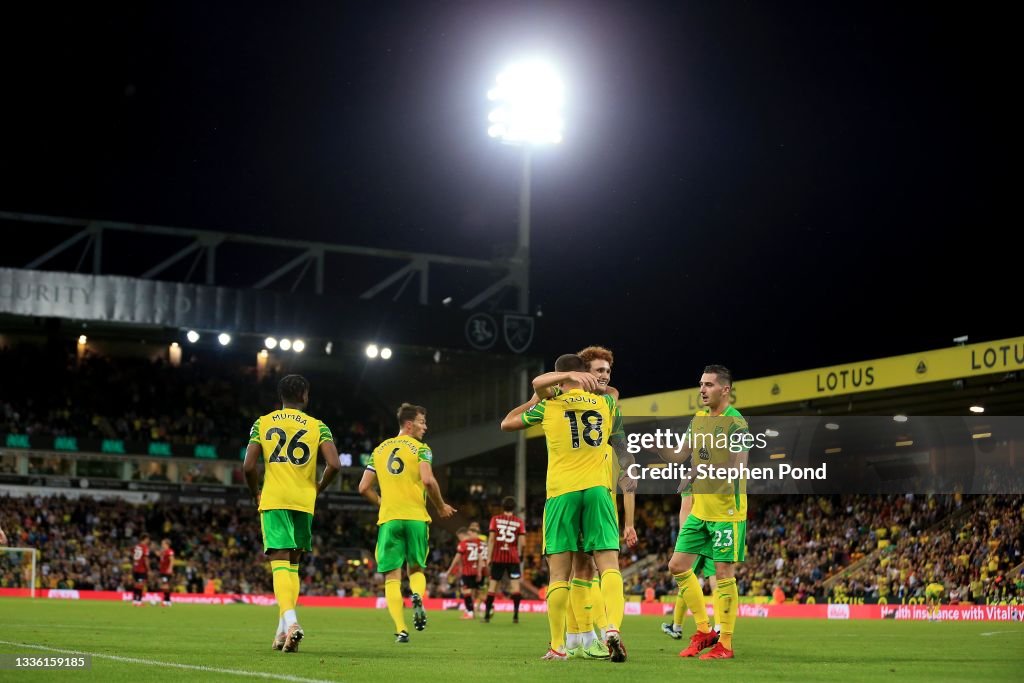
left=484, top=496, right=526, bottom=623
left=359, top=403, right=456, bottom=643
left=158, top=538, right=175, bottom=607
left=130, top=533, right=151, bottom=606
left=244, top=374, right=342, bottom=653
left=446, top=527, right=484, bottom=619
left=562, top=346, right=636, bottom=659
left=658, top=365, right=749, bottom=660
left=501, top=354, right=628, bottom=662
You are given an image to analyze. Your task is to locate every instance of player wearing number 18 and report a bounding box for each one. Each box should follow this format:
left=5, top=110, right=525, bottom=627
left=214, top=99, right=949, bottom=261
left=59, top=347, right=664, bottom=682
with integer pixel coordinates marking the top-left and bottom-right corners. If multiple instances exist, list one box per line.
left=244, top=375, right=342, bottom=654
left=501, top=354, right=628, bottom=663
left=359, top=403, right=456, bottom=643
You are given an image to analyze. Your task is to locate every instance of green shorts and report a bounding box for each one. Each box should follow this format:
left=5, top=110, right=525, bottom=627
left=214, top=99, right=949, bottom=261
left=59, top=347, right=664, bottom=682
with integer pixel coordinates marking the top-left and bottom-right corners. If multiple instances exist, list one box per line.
left=543, top=486, right=619, bottom=555
left=375, top=520, right=429, bottom=573
left=674, top=514, right=746, bottom=564
left=261, top=509, right=313, bottom=554
left=693, top=553, right=716, bottom=578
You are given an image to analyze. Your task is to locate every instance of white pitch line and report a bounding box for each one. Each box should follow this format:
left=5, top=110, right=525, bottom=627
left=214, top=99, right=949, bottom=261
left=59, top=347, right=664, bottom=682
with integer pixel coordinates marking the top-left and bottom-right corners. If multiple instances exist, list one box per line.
left=0, top=640, right=338, bottom=683
left=980, top=631, right=1023, bottom=636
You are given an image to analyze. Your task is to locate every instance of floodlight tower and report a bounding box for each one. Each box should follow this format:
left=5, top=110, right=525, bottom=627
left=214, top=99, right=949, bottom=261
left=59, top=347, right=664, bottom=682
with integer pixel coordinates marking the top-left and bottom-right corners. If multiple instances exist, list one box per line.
left=487, top=61, right=564, bottom=512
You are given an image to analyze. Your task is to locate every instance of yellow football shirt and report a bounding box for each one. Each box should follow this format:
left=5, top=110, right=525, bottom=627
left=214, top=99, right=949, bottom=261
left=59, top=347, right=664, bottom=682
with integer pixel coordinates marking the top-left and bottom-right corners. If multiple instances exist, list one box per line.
left=368, top=435, right=433, bottom=525
left=522, top=388, right=617, bottom=498
left=689, top=405, right=750, bottom=522
left=249, top=409, right=333, bottom=514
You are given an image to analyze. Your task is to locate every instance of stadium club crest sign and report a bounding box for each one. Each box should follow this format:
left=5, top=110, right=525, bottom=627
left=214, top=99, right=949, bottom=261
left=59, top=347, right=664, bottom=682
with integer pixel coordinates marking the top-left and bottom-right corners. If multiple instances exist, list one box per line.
left=464, top=313, right=497, bottom=350
left=463, top=312, right=534, bottom=353
left=503, top=314, right=534, bottom=354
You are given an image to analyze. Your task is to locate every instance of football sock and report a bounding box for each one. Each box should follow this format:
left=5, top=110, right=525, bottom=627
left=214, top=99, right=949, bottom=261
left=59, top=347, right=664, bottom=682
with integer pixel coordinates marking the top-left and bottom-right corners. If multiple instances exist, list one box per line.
left=409, top=571, right=427, bottom=597
left=674, top=570, right=710, bottom=633
left=600, top=569, right=625, bottom=632
left=512, top=593, right=521, bottom=618
left=486, top=592, right=495, bottom=614
left=290, top=563, right=300, bottom=606
left=711, top=579, right=722, bottom=629
left=272, top=560, right=296, bottom=622
left=464, top=594, right=474, bottom=613
left=591, top=578, right=608, bottom=632
left=385, top=579, right=407, bottom=633
left=566, top=585, right=580, bottom=633
left=277, top=616, right=286, bottom=636
left=716, top=578, right=737, bottom=649
left=570, top=579, right=593, bottom=636
left=546, top=580, right=570, bottom=652
left=673, top=589, right=686, bottom=629
left=566, top=632, right=581, bottom=650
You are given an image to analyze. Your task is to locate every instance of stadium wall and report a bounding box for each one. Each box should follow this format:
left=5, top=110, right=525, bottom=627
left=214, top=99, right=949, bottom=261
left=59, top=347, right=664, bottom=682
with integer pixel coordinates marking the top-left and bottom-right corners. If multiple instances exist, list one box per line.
left=1, top=589, right=1019, bottom=621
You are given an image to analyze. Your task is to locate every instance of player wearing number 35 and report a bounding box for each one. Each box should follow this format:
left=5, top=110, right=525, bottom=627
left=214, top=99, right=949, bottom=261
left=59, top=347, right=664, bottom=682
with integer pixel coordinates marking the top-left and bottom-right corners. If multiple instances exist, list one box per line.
left=359, top=403, right=457, bottom=643
left=244, top=374, right=343, bottom=653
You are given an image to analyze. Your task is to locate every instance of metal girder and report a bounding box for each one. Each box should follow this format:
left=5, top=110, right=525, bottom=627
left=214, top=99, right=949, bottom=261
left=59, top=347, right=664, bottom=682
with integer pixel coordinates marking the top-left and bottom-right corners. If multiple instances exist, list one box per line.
left=253, top=250, right=315, bottom=290
left=24, top=226, right=93, bottom=269
left=3, top=211, right=524, bottom=309
left=141, top=242, right=203, bottom=279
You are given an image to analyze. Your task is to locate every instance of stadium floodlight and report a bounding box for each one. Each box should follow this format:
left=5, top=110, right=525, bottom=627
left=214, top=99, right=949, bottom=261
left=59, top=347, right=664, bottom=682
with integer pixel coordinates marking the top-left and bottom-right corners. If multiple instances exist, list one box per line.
left=325, top=342, right=333, bottom=355
left=217, top=333, right=231, bottom=346
left=186, top=330, right=200, bottom=343
left=293, top=339, right=305, bottom=353
left=893, top=414, right=909, bottom=423
left=279, top=339, right=292, bottom=351
left=824, top=422, right=840, bottom=431
left=487, top=61, right=564, bottom=145
left=380, top=347, right=392, bottom=360
left=969, top=405, right=985, bottom=414
left=366, top=344, right=379, bottom=359
left=265, top=337, right=278, bottom=350
left=77, top=335, right=87, bottom=345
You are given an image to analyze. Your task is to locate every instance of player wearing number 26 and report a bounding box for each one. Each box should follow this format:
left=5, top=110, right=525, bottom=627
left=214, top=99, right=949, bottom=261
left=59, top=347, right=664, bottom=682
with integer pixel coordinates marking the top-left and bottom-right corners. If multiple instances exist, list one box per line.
left=359, top=403, right=456, bottom=643
left=244, top=374, right=342, bottom=653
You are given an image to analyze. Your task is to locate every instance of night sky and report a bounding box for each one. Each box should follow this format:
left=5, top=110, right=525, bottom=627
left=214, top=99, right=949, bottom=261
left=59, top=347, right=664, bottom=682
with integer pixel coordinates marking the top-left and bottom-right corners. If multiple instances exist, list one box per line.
left=0, top=2, right=1013, bottom=396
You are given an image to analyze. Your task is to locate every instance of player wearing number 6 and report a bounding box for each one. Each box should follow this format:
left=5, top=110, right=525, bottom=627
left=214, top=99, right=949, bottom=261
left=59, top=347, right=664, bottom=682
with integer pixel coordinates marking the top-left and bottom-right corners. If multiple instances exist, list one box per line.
left=244, top=375, right=342, bottom=653
left=359, top=403, right=457, bottom=643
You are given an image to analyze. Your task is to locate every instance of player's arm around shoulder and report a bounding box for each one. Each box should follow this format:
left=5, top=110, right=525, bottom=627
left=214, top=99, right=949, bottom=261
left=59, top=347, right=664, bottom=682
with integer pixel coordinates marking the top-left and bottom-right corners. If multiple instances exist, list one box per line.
left=532, top=370, right=599, bottom=395
left=501, top=397, right=544, bottom=432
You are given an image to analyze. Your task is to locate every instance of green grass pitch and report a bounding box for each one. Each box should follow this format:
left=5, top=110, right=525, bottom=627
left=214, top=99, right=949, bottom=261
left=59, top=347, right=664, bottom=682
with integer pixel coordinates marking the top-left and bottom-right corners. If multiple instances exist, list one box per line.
left=1, top=598, right=1022, bottom=682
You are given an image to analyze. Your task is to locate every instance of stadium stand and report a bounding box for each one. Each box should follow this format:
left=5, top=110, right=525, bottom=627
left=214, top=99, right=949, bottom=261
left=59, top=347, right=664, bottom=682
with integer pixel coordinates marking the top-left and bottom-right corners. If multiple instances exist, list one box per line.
left=3, top=492, right=1021, bottom=605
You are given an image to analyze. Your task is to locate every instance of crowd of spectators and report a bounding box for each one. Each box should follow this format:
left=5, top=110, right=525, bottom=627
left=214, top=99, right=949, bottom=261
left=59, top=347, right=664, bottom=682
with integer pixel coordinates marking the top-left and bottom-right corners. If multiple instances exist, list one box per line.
left=831, top=495, right=1024, bottom=605
left=5, top=491, right=1020, bottom=605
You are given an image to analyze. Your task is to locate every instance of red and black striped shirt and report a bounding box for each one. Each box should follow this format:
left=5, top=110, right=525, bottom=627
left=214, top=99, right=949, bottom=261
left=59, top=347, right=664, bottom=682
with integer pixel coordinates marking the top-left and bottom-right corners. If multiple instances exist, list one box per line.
left=488, top=513, right=525, bottom=564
